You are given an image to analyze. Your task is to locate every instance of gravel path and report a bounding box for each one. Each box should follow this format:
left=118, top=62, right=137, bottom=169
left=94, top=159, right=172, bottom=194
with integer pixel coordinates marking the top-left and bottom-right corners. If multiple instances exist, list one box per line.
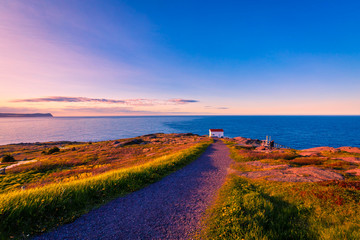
left=34, top=140, right=232, bottom=240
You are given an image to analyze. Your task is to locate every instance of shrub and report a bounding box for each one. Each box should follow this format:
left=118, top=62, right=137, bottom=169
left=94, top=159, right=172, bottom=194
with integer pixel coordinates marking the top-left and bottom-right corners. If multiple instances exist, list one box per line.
left=289, top=157, right=325, bottom=166
left=2, top=154, right=15, bottom=163
left=234, top=148, right=297, bottom=161
left=47, top=147, right=60, bottom=155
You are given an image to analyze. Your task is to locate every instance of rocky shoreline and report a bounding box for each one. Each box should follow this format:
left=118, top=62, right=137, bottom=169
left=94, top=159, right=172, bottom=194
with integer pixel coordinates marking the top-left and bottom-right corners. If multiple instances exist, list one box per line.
left=229, top=136, right=360, bottom=182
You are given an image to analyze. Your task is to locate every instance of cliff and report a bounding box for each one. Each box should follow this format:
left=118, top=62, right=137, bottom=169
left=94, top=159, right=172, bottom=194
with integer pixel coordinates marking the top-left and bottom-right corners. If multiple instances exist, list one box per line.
left=0, top=113, right=53, bottom=118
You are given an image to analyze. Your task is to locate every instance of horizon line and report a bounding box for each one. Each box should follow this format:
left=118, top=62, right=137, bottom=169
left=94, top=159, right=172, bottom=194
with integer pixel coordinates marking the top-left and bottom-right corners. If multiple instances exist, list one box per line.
left=52, top=114, right=360, bottom=117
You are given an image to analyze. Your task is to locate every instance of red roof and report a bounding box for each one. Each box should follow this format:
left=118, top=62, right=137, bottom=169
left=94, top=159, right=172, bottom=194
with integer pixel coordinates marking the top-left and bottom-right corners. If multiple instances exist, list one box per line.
left=209, top=129, right=224, bottom=132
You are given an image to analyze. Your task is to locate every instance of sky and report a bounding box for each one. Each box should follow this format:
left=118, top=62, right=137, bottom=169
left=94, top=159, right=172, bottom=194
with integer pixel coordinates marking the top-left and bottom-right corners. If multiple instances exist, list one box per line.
left=0, top=0, right=359, bottom=116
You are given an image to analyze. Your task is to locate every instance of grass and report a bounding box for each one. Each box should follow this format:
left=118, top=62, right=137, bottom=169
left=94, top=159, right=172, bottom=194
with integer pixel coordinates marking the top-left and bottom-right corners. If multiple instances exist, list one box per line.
left=225, top=141, right=297, bottom=162
left=0, top=133, right=206, bottom=194
left=0, top=138, right=212, bottom=239
left=322, top=150, right=360, bottom=158
left=202, top=140, right=360, bottom=239
left=201, top=175, right=360, bottom=240
left=224, top=139, right=360, bottom=180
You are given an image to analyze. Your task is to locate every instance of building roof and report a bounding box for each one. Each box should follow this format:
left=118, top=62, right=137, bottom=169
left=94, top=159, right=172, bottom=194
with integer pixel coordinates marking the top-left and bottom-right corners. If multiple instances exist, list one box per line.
left=209, top=129, right=224, bottom=132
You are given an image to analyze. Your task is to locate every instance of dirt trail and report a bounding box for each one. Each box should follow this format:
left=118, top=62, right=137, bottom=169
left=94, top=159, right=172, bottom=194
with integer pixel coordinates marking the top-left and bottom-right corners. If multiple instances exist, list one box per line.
left=34, top=140, right=232, bottom=240
left=0, top=159, right=37, bottom=173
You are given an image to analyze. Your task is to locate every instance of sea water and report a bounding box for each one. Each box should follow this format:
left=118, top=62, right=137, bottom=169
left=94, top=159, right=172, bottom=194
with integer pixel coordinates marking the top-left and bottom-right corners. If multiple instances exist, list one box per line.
left=0, top=116, right=359, bottom=149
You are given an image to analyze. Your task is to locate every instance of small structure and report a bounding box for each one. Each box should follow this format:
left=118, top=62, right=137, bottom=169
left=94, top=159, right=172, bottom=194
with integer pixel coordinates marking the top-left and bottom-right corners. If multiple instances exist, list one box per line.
left=209, top=129, right=224, bottom=138
left=262, top=135, right=272, bottom=147
left=262, top=135, right=291, bottom=149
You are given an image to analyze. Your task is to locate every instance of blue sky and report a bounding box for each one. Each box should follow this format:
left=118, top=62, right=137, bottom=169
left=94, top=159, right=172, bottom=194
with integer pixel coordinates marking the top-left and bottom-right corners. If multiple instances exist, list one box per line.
left=1, top=0, right=359, bottom=115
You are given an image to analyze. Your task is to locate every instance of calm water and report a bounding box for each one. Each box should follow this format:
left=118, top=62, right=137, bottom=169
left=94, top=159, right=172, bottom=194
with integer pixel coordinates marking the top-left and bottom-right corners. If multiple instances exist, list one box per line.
left=0, top=116, right=359, bottom=149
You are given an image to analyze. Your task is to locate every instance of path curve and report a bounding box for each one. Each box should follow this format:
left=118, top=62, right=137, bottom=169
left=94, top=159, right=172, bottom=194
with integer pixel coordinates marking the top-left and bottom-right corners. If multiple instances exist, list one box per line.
left=34, top=140, right=232, bottom=240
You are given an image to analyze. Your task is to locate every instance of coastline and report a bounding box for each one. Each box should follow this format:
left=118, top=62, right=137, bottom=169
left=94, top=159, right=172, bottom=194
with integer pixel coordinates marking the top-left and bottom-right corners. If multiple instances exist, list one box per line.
left=0, top=113, right=53, bottom=118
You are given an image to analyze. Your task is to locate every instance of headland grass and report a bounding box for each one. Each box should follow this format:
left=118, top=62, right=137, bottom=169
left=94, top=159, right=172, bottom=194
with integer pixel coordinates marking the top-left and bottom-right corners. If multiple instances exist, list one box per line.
left=0, top=134, right=206, bottom=194
left=202, top=175, right=360, bottom=240
left=0, top=139, right=212, bottom=239
left=200, top=139, right=360, bottom=239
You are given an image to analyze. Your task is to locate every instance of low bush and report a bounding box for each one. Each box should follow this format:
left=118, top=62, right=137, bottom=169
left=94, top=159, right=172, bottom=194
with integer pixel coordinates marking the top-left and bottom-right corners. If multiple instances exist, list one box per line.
left=323, top=160, right=352, bottom=170
left=1, top=154, right=15, bottom=163
left=42, top=146, right=60, bottom=155
left=47, top=146, right=60, bottom=154
left=289, top=157, right=325, bottom=166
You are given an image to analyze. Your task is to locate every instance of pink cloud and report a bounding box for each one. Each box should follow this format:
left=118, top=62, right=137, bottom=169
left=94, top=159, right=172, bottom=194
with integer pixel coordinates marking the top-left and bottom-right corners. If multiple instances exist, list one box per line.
left=168, top=99, right=199, bottom=104
left=11, top=96, right=199, bottom=106
left=12, top=96, right=125, bottom=104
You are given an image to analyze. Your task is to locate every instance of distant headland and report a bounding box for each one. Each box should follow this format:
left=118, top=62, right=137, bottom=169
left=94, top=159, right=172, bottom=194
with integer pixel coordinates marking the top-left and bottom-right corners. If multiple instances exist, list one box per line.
left=0, top=113, right=53, bottom=118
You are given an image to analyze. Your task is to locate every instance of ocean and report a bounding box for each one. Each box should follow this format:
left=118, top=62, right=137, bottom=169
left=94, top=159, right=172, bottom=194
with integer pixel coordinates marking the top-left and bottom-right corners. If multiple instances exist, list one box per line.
left=0, top=116, right=359, bottom=149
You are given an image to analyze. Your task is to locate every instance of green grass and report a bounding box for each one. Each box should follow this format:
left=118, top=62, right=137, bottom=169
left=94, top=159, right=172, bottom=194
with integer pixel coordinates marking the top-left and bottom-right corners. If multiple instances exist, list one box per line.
left=201, top=176, right=313, bottom=240
left=202, top=175, right=360, bottom=240
left=202, top=141, right=360, bottom=239
left=0, top=140, right=212, bottom=239
left=0, top=134, right=207, bottom=194
left=0, top=171, right=49, bottom=193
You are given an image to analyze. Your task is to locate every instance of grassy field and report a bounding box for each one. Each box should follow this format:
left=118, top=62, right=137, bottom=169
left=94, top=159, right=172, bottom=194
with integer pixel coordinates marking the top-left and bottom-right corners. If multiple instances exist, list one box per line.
left=0, top=133, right=205, bottom=194
left=202, top=176, right=360, bottom=240
left=0, top=134, right=212, bottom=239
left=201, top=140, right=360, bottom=240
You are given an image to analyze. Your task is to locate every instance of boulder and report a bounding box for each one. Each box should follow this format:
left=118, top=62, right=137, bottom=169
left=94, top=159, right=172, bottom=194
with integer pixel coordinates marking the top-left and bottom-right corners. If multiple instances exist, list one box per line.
left=337, top=147, right=360, bottom=154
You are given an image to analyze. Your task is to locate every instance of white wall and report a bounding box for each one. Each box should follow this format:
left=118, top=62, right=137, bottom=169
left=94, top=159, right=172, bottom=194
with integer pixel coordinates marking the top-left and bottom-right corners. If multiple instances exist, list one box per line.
left=209, top=131, right=224, bottom=138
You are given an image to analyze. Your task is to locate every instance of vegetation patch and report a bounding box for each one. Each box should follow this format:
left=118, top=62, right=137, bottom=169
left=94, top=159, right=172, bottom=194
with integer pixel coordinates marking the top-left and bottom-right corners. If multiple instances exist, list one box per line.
left=43, top=146, right=60, bottom=155
left=0, top=133, right=206, bottom=193
left=0, top=135, right=211, bottom=239
left=207, top=140, right=360, bottom=239
left=225, top=140, right=360, bottom=181
left=289, top=157, right=326, bottom=166
left=323, top=151, right=360, bottom=158
left=1, top=154, right=15, bottom=163
left=201, top=175, right=360, bottom=240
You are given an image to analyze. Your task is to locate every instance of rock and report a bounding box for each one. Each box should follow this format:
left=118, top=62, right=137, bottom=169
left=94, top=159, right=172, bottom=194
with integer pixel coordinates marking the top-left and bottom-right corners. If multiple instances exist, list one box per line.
left=346, top=169, right=360, bottom=176
left=334, top=157, right=360, bottom=163
left=238, top=166, right=344, bottom=182
left=302, top=147, right=337, bottom=152
left=299, top=146, right=340, bottom=156
left=337, top=147, right=360, bottom=154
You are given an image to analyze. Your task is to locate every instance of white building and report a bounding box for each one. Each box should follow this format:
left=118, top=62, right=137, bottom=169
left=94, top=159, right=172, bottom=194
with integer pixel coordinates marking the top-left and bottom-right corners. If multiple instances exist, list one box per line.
left=209, top=129, right=224, bottom=138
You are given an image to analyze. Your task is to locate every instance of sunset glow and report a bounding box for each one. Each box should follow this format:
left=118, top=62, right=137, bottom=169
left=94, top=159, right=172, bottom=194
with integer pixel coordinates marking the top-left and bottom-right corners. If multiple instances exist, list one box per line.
left=1, top=1, right=359, bottom=116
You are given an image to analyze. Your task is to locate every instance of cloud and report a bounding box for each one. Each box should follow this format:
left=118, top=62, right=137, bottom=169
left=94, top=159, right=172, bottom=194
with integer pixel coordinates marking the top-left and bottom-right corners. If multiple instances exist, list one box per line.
left=204, top=106, right=229, bottom=110
left=61, top=107, right=203, bottom=115
left=12, top=96, right=199, bottom=106
left=168, top=99, right=199, bottom=104
left=12, top=96, right=125, bottom=104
